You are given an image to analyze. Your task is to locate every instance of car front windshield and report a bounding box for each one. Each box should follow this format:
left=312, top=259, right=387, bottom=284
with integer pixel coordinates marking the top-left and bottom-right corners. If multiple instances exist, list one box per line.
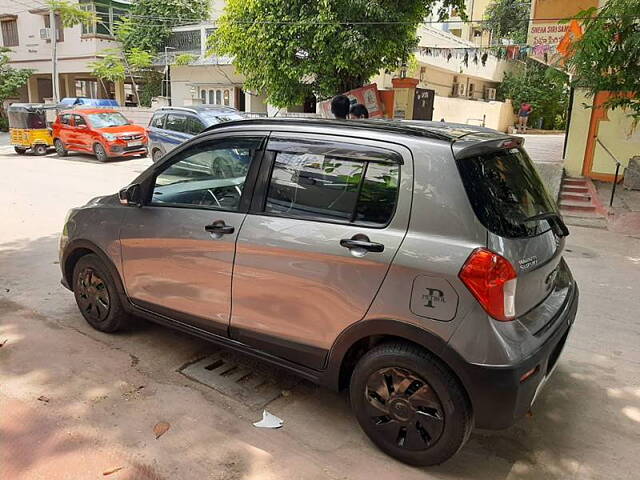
left=87, top=112, right=129, bottom=128
left=199, top=111, right=244, bottom=127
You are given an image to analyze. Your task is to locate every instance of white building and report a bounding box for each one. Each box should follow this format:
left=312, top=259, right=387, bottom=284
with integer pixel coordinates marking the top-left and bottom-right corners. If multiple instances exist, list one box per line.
left=1, top=0, right=136, bottom=104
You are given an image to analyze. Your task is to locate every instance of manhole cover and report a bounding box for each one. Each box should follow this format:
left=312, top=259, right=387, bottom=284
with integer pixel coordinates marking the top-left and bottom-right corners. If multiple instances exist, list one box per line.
left=179, top=349, right=300, bottom=408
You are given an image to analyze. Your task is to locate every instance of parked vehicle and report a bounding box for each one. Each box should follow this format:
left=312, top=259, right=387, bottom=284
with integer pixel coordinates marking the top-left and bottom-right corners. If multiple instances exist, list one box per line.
left=7, top=103, right=56, bottom=155
left=59, top=119, right=578, bottom=466
left=52, top=109, right=147, bottom=162
left=59, top=97, right=120, bottom=108
left=147, top=106, right=245, bottom=162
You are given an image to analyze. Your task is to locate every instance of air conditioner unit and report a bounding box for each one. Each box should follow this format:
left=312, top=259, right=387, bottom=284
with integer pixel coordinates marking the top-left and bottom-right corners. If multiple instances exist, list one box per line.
left=452, top=83, right=466, bottom=97
left=40, top=28, right=50, bottom=40
left=485, top=87, right=497, bottom=101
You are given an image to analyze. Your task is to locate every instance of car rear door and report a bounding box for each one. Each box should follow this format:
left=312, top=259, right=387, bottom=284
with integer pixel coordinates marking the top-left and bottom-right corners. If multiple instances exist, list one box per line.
left=119, top=133, right=267, bottom=335
left=57, top=113, right=73, bottom=146
left=72, top=114, right=91, bottom=151
left=147, top=113, right=166, bottom=156
left=230, top=133, right=413, bottom=369
left=162, top=113, right=191, bottom=153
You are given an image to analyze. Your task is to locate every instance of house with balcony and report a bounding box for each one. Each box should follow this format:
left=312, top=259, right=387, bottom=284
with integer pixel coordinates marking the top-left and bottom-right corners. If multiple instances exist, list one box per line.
left=1, top=0, right=135, bottom=104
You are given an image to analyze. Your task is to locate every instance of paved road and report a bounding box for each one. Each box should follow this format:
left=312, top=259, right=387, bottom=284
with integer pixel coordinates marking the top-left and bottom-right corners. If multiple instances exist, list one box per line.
left=1, top=143, right=639, bottom=479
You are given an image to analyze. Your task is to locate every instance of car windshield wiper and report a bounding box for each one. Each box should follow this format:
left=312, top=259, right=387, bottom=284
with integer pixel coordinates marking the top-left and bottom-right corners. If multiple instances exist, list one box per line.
left=523, top=212, right=569, bottom=237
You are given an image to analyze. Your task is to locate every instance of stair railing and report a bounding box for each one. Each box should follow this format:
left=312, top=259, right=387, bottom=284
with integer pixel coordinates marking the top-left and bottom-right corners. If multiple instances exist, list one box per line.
left=595, top=137, right=622, bottom=207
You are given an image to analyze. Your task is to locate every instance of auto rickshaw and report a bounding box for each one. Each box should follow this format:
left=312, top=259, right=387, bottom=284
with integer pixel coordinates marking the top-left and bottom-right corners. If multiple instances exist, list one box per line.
left=7, top=103, right=55, bottom=155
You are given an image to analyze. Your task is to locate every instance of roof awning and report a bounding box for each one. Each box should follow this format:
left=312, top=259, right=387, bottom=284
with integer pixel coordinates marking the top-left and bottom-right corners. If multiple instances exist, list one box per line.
left=0, top=14, right=18, bottom=20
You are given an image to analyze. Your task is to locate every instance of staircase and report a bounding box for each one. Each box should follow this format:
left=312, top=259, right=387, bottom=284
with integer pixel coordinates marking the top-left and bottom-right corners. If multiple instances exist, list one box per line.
left=559, top=177, right=608, bottom=229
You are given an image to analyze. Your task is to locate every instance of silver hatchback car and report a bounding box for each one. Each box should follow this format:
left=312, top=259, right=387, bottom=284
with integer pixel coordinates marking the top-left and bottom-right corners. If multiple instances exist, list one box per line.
left=60, top=119, right=578, bottom=465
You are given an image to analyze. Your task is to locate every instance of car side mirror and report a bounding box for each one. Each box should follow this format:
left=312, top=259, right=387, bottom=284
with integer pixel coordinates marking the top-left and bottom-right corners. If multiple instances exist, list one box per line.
left=119, top=184, right=143, bottom=207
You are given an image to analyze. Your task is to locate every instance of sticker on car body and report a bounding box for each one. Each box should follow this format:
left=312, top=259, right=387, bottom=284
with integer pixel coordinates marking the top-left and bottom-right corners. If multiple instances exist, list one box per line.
left=410, top=276, right=458, bottom=321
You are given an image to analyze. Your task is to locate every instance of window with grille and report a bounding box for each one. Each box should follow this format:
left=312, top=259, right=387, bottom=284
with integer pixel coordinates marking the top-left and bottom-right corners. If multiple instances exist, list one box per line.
left=1, top=19, right=19, bottom=47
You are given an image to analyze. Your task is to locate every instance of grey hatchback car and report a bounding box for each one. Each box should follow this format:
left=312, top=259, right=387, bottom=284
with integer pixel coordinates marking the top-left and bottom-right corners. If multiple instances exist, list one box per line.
left=60, top=118, right=578, bottom=465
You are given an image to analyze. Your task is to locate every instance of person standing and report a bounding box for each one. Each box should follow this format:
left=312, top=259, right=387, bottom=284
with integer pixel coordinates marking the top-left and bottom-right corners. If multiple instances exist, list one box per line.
left=331, top=95, right=351, bottom=119
left=517, top=102, right=533, bottom=133
left=349, top=103, right=369, bottom=119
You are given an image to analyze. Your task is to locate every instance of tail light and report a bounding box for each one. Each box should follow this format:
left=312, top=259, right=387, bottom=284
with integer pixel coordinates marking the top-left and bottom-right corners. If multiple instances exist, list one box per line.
left=459, top=248, right=517, bottom=321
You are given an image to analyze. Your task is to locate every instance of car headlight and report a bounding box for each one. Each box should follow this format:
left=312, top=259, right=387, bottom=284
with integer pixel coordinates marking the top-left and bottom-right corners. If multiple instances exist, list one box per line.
left=102, top=133, right=117, bottom=141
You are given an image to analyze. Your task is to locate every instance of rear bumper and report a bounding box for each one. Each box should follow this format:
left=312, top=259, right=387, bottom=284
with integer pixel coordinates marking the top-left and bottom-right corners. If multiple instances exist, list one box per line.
left=460, top=283, right=579, bottom=429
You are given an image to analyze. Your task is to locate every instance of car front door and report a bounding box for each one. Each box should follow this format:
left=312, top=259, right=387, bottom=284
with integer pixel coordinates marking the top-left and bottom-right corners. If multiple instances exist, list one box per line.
left=230, top=133, right=412, bottom=368
left=119, top=133, right=267, bottom=335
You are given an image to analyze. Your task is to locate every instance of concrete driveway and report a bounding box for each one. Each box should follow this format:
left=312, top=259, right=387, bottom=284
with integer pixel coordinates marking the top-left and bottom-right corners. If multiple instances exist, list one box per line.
left=1, top=143, right=639, bottom=479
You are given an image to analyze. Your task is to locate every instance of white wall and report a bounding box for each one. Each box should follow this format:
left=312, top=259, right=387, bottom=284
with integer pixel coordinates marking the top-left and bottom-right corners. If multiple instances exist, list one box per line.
left=432, top=96, right=516, bottom=132
left=2, top=0, right=120, bottom=74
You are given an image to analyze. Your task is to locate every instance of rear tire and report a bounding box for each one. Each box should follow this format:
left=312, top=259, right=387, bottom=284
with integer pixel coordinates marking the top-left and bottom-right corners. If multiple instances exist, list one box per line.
left=94, top=143, right=109, bottom=162
left=349, top=342, right=473, bottom=466
left=14, top=147, right=27, bottom=155
left=54, top=138, right=68, bottom=157
left=72, top=254, right=129, bottom=332
left=33, top=144, right=48, bottom=156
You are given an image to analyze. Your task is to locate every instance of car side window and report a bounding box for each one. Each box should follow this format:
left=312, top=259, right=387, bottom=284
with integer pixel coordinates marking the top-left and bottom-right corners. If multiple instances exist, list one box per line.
left=150, top=114, right=165, bottom=128
left=60, top=114, right=71, bottom=125
left=186, top=116, right=205, bottom=135
left=151, top=137, right=263, bottom=211
left=73, top=114, right=86, bottom=127
left=264, top=151, right=399, bottom=226
left=164, top=113, right=187, bottom=133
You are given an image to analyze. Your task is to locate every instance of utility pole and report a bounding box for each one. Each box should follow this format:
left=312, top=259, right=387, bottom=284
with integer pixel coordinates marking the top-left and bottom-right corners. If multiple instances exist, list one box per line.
left=50, top=7, right=60, bottom=103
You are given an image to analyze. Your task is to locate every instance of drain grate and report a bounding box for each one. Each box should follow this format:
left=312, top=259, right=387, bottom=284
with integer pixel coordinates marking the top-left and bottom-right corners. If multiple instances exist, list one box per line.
left=179, top=350, right=299, bottom=408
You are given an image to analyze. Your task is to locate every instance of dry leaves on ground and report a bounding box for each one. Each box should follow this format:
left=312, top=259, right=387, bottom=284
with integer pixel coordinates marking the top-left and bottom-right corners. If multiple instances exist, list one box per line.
left=153, top=421, right=170, bottom=439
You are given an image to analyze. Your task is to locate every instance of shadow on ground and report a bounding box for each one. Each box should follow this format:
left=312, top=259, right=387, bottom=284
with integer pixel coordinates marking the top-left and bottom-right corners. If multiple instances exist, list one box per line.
left=1, top=234, right=638, bottom=479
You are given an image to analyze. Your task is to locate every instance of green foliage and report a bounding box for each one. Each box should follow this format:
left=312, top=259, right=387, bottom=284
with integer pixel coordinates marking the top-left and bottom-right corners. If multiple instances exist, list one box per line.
left=139, top=70, right=163, bottom=107
left=498, top=60, right=569, bottom=130
left=0, top=47, right=33, bottom=103
left=484, top=0, right=530, bottom=44
left=88, top=49, right=126, bottom=84
left=0, top=47, right=33, bottom=129
left=117, top=0, right=209, bottom=54
left=175, top=53, right=197, bottom=66
left=127, top=48, right=154, bottom=70
left=47, top=0, right=96, bottom=28
left=209, top=0, right=467, bottom=107
left=565, top=0, right=640, bottom=121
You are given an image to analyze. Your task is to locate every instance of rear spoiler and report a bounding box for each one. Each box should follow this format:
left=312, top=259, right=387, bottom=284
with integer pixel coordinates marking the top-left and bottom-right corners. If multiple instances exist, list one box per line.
left=452, top=135, right=524, bottom=160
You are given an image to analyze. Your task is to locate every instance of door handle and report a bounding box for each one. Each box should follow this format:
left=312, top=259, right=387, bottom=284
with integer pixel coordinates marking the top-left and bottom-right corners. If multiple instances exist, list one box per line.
left=205, top=220, right=235, bottom=235
left=340, top=235, right=384, bottom=253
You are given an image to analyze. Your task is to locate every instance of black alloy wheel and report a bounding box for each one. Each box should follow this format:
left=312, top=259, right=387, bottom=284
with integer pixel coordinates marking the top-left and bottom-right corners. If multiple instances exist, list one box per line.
left=364, top=367, right=445, bottom=450
left=75, top=267, right=111, bottom=323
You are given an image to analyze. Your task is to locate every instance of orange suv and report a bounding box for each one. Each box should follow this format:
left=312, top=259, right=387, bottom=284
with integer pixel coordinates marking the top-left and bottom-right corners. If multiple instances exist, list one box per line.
left=53, top=109, right=147, bottom=162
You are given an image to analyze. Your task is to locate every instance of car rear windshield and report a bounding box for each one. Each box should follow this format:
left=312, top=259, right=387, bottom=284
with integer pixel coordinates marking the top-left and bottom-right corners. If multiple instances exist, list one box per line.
left=456, top=147, right=557, bottom=238
left=199, top=111, right=244, bottom=127
left=87, top=112, right=129, bottom=128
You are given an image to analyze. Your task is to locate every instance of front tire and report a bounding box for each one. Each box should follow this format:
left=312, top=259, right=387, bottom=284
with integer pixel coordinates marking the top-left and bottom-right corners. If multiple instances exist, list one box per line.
left=72, top=254, right=129, bottom=332
left=14, top=146, right=28, bottom=155
left=349, top=343, right=472, bottom=466
left=54, top=138, right=68, bottom=156
left=93, top=143, right=109, bottom=162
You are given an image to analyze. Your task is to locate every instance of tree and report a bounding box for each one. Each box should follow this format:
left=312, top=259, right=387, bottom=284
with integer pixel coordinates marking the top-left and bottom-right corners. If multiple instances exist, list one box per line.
left=117, top=0, right=209, bottom=54
left=89, top=48, right=156, bottom=106
left=484, top=0, right=530, bottom=44
left=498, top=59, right=569, bottom=130
left=0, top=47, right=33, bottom=130
left=209, top=0, right=467, bottom=107
left=565, top=0, right=640, bottom=122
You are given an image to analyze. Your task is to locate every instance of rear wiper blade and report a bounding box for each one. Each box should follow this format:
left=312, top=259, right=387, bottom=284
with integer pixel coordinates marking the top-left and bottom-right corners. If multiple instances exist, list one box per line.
left=524, top=212, right=570, bottom=237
